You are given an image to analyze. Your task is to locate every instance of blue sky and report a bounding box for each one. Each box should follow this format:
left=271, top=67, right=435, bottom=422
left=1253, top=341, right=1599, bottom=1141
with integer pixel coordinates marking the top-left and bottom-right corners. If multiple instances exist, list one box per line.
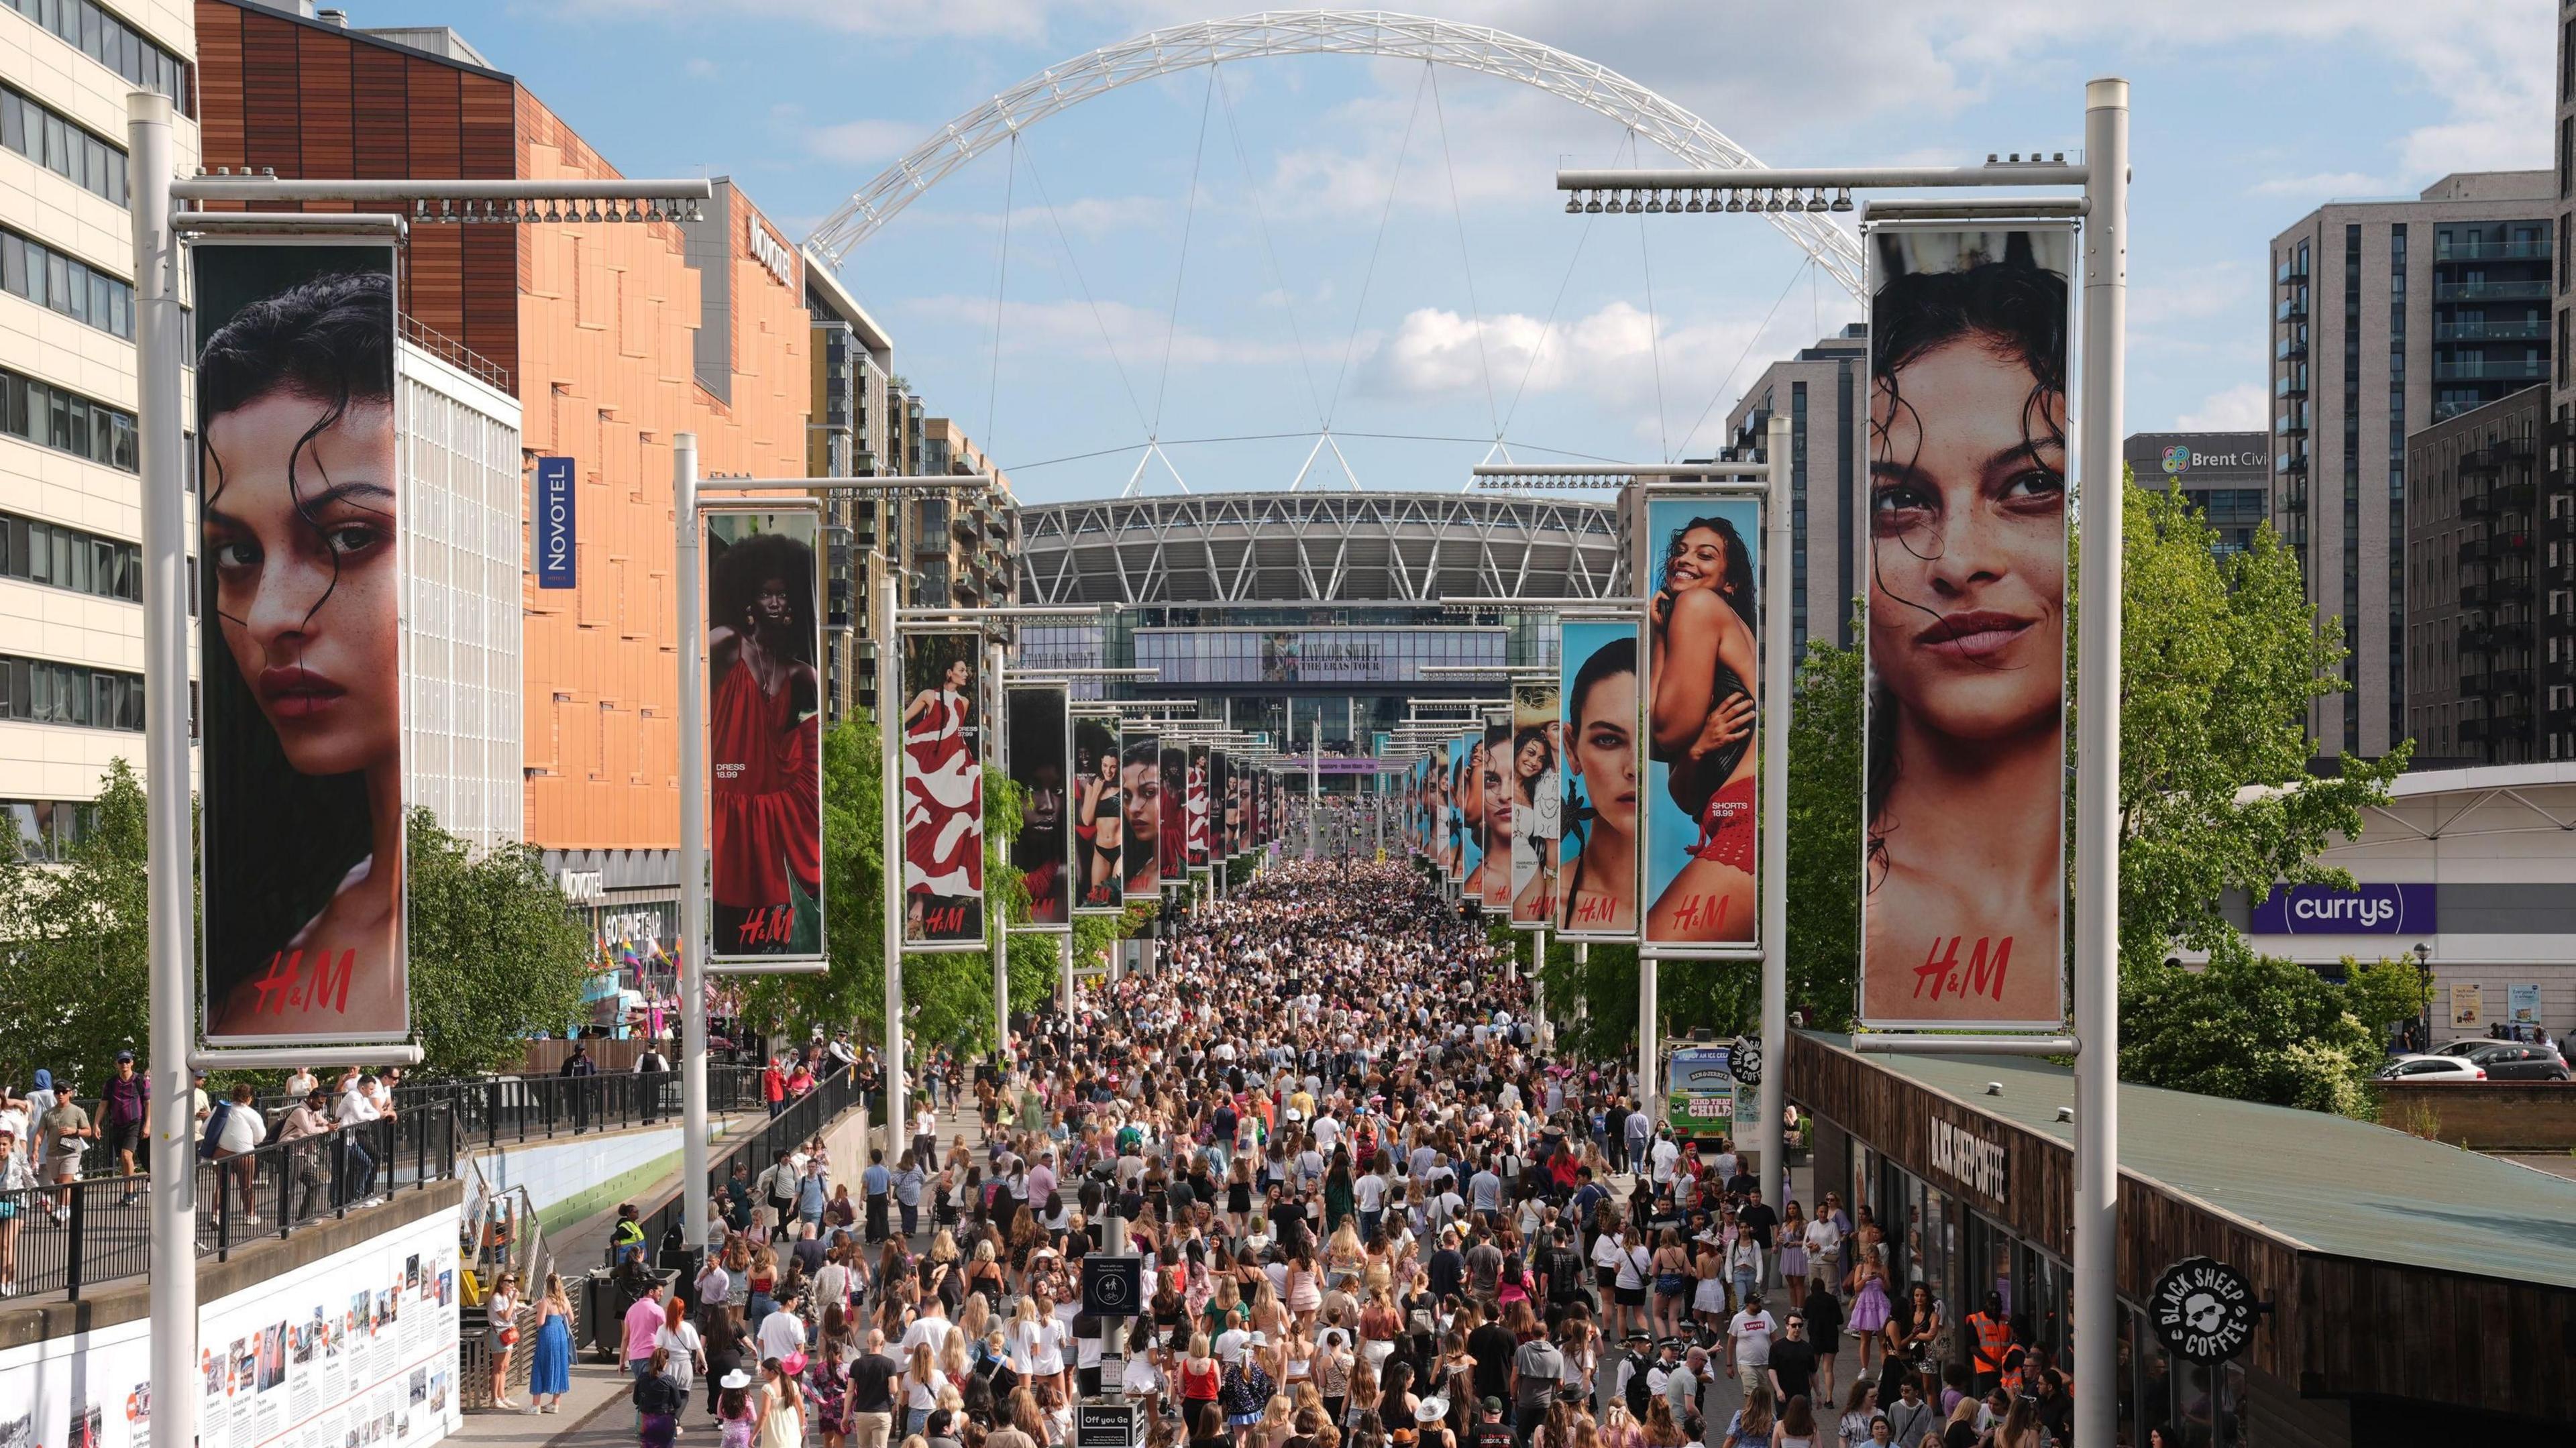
left=409, top=0, right=2551, bottom=504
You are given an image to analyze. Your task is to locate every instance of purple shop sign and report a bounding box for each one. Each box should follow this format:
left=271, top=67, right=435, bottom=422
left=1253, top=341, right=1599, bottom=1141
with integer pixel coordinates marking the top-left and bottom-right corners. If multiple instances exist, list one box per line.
left=2249, top=883, right=2436, bottom=936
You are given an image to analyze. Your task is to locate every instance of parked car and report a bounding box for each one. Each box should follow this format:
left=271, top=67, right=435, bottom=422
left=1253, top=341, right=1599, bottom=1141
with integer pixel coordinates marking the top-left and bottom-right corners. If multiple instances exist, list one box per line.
left=2375, top=1054, right=2487, bottom=1082
left=2429, top=1038, right=2574, bottom=1080
left=2464, top=1043, right=2573, bottom=1082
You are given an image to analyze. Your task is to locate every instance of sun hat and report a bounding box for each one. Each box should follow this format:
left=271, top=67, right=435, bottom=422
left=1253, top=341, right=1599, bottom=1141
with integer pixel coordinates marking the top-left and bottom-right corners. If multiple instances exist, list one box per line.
left=1415, top=1397, right=1450, bottom=1424
left=720, top=1370, right=752, bottom=1390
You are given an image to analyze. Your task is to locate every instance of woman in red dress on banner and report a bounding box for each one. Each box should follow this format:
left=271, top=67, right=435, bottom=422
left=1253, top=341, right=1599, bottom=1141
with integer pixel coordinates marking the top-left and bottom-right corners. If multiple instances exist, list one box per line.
left=709, top=529, right=822, bottom=956
left=903, top=651, right=983, bottom=940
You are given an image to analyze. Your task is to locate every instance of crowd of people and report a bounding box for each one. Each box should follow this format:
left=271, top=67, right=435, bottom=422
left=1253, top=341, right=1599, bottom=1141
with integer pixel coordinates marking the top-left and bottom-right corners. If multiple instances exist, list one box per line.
left=605, top=860, right=2076, bottom=1448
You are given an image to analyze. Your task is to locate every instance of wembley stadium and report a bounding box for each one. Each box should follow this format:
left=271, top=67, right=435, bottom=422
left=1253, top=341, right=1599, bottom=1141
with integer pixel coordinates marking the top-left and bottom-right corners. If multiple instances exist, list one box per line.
left=1010, top=490, right=1619, bottom=760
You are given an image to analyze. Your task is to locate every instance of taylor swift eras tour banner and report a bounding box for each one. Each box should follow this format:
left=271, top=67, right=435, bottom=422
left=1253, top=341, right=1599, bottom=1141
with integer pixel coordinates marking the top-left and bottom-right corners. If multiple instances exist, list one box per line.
left=1121, top=726, right=1162, bottom=899
left=1557, top=619, right=1642, bottom=942
left=1186, top=743, right=1212, bottom=867
left=901, top=630, right=985, bottom=949
left=1072, top=714, right=1124, bottom=915
left=1859, top=224, right=2073, bottom=1030
left=1480, top=710, right=1514, bottom=911
left=197, top=239, right=410, bottom=1044
left=1637, top=493, right=1765, bottom=948
left=706, top=508, right=827, bottom=962
left=1006, top=683, right=1071, bottom=929
left=1159, top=742, right=1187, bottom=881
left=1509, top=681, right=1562, bottom=926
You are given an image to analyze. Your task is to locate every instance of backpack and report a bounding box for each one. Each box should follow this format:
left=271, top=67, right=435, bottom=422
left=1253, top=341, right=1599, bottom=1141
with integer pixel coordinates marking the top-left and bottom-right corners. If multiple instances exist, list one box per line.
left=198, top=1100, right=231, bottom=1160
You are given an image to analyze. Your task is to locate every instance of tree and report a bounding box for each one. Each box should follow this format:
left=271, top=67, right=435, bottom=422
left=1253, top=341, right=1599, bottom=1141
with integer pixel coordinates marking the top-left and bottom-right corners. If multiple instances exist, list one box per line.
left=2341, top=954, right=2429, bottom=1049
left=2116, top=945, right=2378, bottom=1115
left=405, top=809, right=594, bottom=1079
left=2110, top=475, right=2407, bottom=974
left=0, top=760, right=152, bottom=1093
left=1784, top=634, right=1864, bottom=1029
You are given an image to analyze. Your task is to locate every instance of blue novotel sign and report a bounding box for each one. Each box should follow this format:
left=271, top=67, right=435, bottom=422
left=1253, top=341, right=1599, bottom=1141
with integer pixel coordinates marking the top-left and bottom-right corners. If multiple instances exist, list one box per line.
left=535, top=457, right=576, bottom=589
left=2249, top=883, right=2436, bottom=935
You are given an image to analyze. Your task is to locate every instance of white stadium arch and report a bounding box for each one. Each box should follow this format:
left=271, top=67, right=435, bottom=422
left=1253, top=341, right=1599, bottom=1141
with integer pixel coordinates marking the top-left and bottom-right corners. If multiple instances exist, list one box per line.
left=801, top=9, right=1865, bottom=300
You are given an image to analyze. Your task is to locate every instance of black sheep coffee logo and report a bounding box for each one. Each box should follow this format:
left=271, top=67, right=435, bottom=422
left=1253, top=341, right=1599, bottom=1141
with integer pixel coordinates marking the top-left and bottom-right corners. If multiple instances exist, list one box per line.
left=2149, top=1256, right=2257, bottom=1365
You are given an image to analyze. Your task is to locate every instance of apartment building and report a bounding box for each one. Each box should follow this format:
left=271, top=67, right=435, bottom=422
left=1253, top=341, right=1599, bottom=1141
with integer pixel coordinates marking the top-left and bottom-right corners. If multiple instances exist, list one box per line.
left=2269, top=171, right=2555, bottom=759
left=1725, top=322, right=1866, bottom=661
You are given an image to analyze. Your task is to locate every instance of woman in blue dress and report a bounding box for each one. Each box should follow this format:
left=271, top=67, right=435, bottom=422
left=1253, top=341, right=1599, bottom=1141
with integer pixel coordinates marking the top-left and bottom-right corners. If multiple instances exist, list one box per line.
left=528, top=1272, right=575, bottom=1413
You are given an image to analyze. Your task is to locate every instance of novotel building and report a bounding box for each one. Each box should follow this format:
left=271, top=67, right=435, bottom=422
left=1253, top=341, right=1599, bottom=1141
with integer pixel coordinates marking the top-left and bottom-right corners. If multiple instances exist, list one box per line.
left=2212, top=761, right=2576, bottom=1040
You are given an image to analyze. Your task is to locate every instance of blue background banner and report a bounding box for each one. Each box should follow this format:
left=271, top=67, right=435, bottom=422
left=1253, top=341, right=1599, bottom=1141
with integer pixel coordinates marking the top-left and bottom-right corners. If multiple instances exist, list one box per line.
left=2249, top=882, right=2436, bottom=935
left=535, top=456, right=576, bottom=590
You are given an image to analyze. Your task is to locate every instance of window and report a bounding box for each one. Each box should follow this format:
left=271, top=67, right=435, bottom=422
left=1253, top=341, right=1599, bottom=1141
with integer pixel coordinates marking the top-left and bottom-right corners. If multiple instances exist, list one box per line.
left=0, top=0, right=191, bottom=115
left=0, top=512, right=140, bottom=600
left=0, top=366, right=138, bottom=471
left=0, top=83, right=131, bottom=208
left=0, top=227, right=134, bottom=339
left=0, top=654, right=144, bottom=730
left=0, top=797, right=99, bottom=860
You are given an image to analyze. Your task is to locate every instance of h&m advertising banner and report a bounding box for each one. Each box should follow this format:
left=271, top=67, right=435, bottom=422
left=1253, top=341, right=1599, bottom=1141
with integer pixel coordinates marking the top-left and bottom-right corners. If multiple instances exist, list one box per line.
left=901, top=630, right=985, bottom=948
left=1006, top=683, right=1071, bottom=929
left=1073, top=714, right=1124, bottom=915
left=1637, top=493, right=1764, bottom=948
left=1858, top=224, right=2074, bottom=1031
left=195, top=240, right=409, bottom=1044
left=1557, top=619, right=1642, bottom=940
left=1121, top=725, right=1161, bottom=899
left=1509, top=681, right=1562, bottom=926
left=706, top=508, right=826, bottom=961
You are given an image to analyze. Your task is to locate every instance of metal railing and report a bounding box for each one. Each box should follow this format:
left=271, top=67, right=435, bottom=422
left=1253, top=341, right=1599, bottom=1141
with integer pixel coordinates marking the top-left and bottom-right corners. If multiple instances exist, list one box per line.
left=633, top=1062, right=865, bottom=1270
left=251, top=1065, right=763, bottom=1149
left=0, top=1099, right=458, bottom=1302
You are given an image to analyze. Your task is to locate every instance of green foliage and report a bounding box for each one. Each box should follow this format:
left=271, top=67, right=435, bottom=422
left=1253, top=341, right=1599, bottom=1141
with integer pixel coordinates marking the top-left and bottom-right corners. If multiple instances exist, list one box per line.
left=405, top=808, right=594, bottom=1079
left=2341, top=955, right=2430, bottom=1042
left=2118, top=945, right=2379, bottom=1115
left=0, top=759, right=153, bottom=1093
left=2111, top=475, right=2407, bottom=974
left=1784, top=631, right=1864, bottom=1030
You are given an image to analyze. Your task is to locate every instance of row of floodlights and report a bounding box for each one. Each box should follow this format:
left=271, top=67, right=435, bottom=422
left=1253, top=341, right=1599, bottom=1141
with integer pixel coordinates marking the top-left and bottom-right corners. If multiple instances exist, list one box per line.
left=411, top=198, right=705, bottom=225
left=1570, top=186, right=1853, bottom=215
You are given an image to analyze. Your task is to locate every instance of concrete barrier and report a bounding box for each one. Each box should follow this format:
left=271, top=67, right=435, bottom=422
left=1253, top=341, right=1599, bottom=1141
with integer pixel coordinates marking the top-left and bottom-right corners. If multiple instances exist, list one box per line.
left=2374, top=1080, right=2576, bottom=1150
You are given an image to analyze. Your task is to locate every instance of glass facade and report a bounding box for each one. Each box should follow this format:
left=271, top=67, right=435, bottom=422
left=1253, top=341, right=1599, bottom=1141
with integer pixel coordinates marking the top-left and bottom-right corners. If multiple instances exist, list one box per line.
left=1133, top=627, right=1507, bottom=685
left=0, top=81, right=132, bottom=208
left=1, top=226, right=134, bottom=339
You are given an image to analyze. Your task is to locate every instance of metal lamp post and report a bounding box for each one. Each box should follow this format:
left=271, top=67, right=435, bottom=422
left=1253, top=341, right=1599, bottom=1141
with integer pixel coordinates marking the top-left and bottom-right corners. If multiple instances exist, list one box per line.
left=2413, top=940, right=2433, bottom=1052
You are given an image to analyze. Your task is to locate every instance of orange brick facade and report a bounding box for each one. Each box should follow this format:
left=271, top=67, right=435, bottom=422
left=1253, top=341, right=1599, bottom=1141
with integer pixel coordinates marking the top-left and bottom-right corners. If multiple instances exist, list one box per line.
left=197, top=1, right=810, bottom=854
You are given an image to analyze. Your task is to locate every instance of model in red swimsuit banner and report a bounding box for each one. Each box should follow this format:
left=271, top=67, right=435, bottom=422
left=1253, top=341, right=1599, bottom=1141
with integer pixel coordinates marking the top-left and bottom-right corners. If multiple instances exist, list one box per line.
left=1072, top=716, right=1124, bottom=914
left=1640, top=494, right=1763, bottom=946
left=707, top=510, right=826, bottom=960
left=1006, top=683, right=1071, bottom=927
left=196, top=245, right=410, bottom=1043
left=901, top=630, right=985, bottom=948
left=1860, top=225, right=2072, bottom=1030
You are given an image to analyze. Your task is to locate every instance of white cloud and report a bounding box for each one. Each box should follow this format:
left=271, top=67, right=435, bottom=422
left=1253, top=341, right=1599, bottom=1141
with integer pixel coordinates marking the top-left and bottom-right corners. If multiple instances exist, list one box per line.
left=804, top=117, right=921, bottom=166
left=2130, top=262, right=2255, bottom=329
left=898, top=293, right=1315, bottom=371
left=2176, top=383, right=2269, bottom=433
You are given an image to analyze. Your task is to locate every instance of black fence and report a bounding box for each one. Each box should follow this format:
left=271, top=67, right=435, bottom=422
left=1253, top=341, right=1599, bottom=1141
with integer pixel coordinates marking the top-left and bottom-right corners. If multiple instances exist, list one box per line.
left=0, top=1099, right=459, bottom=1302
left=250, top=1065, right=763, bottom=1150
left=633, top=1062, right=864, bottom=1272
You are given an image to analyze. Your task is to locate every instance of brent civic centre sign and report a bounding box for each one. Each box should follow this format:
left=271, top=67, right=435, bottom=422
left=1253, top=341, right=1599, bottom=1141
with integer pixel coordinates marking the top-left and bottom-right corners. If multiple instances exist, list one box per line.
left=2249, top=882, right=2436, bottom=936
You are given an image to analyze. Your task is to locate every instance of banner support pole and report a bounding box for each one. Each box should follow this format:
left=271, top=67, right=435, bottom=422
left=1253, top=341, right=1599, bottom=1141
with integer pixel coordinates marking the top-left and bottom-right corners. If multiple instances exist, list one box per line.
left=990, top=643, right=1010, bottom=1058
left=675, top=434, right=712, bottom=1260
left=879, top=572, right=907, bottom=1154
left=1059, top=931, right=1075, bottom=1014
left=1637, top=950, right=1659, bottom=1123
left=132, top=91, right=199, bottom=1448
left=1756, top=411, right=1792, bottom=1207
left=2072, top=77, right=2130, bottom=1448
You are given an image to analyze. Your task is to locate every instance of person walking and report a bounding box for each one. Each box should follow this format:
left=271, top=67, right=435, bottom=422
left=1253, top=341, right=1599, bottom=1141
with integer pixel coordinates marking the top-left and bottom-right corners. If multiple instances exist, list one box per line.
left=101, top=1051, right=150, bottom=1194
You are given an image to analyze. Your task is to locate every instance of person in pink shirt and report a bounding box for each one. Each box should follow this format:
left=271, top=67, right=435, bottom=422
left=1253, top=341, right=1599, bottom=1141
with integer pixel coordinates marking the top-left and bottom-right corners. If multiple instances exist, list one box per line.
left=625, top=1280, right=672, bottom=1382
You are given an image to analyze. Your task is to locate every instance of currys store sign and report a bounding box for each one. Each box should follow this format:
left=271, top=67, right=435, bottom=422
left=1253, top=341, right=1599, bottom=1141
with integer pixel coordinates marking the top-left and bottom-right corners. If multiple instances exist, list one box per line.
left=2249, top=882, right=2435, bottom=936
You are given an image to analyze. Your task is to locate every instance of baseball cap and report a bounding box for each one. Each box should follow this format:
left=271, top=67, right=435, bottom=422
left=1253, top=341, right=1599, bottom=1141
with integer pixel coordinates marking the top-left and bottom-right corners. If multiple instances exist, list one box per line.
left=115, top=1050, right=133, bottom=1063
left=1480, top=1398, right=1503, bottom=1415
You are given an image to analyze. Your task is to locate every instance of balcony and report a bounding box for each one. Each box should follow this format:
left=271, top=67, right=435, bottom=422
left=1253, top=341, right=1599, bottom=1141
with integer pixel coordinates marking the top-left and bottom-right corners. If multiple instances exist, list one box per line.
left=2461, top=622, right=2534, bottom=653
left=2457, top=668, right=2533, bottom=697
left=2277, top=450, right=2310, bottom=476
left=953, top=514, right=979, bottom=546
left=2458, top=576, right=2532, bottom=608
left=2275, top=372, right=2308, bottom=398
left=951, top=574, right=983, bottom=604
left=2277, top=256, right=2310, bottom=283
left=2276, top=336, right=2309, bottom=361
left=2434, top=319, right=2548, bottom=342
left=2461, top=482, right=2537, bottom=518
left=2275, top=295, right=2310, bottom=321
left=2281, top=482, right=2308, bottom=513
left=2458, top=537, right=2491, bottom=566
left=2433, top=357, right=2549, bottom=382
left=2433, top=279, right=2551, bottom=302
left=2434, top=237, right=2553, bottom=262
left=2275, top=407, right=2310, bottom=437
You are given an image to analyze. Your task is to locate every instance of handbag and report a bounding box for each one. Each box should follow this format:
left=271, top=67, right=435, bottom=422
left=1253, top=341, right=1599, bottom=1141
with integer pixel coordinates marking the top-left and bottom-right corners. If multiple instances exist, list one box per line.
left=500, top=1326, right=519, bottom=1347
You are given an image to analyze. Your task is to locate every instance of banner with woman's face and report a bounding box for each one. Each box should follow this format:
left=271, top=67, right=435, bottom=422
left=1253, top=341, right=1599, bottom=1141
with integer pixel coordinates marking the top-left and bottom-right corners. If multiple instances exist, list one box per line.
left=1481, top=712, right=1514, bottom=911
left=901, top=630, right=985, bottom=949
left=1159, top=742, right=1188, bottom=879
left=1860, top=225, right=2074, bottom=1029
left=1120, top=726, right=1162, bottom=898
left=1190, top=736, right=1221, bottom=860
left=1006, top=683, right=1071, bottom=929
left=1557, top=619, right=1642, bottom=941
left=1072, top=715, right=1124, bottom=915
left=1637, top=494, right=1764, bottom=948
left=1209, top=748, right=1231, bottom=858
left=1509, top=681, right=1562, bottom=926
left=708, top=509, right=827, bottom=961
left=196, top=241, right=408, bottom=1044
